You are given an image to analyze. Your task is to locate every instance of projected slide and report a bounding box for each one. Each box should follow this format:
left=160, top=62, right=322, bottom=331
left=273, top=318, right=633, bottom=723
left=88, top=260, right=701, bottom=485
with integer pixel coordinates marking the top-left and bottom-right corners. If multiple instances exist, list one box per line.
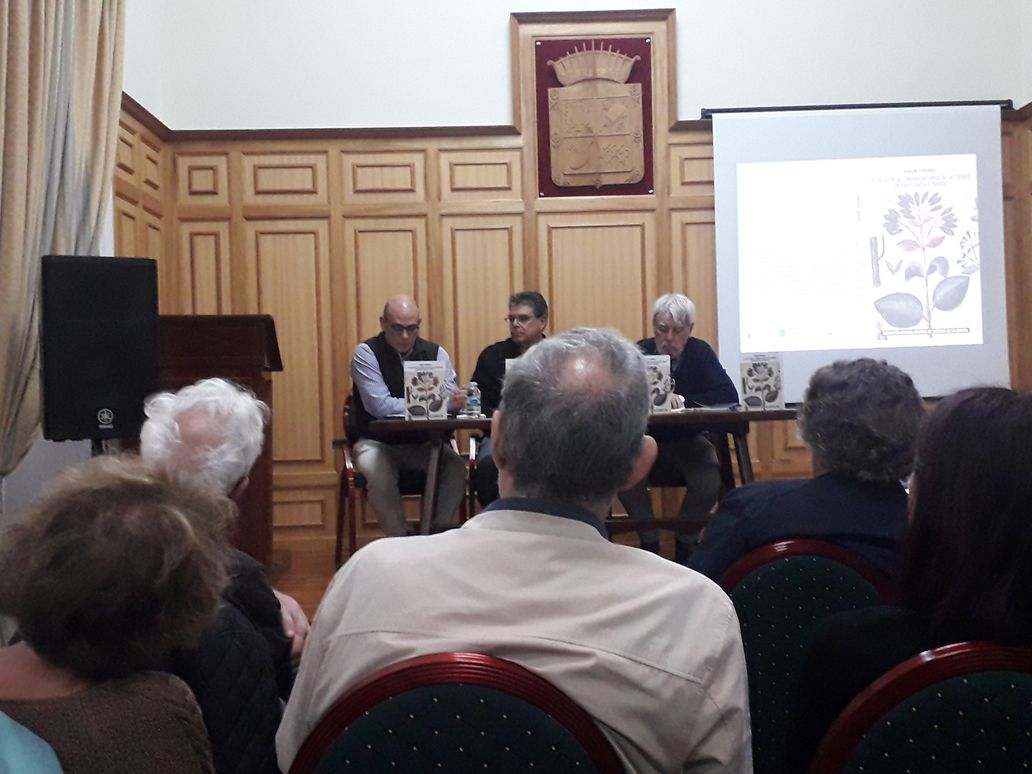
left=737, top=153, right=981, bottom=353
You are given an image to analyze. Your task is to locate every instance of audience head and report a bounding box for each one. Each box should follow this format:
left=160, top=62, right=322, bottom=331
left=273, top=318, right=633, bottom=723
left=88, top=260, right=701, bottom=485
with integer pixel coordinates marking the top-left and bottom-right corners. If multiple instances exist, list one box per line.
left=140, top=378, right=269, bottom=496
left=379, top=294, right=422, bottom=354
left=651, top=293, right=696, bottom=357
left=0, top=455, right=232, bottom=679
left=902, top=387, right=1032, bottom=643
left=798, top=358, right=923, bottom=483
left=496, top=327, right=653, bottom=514
left=507, top=291, right=548, bottom=349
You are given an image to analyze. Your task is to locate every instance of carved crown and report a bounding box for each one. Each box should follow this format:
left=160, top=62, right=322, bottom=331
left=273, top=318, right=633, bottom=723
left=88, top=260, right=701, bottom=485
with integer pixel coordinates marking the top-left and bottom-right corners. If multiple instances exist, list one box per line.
left=547, top=42, right=641, bottom=86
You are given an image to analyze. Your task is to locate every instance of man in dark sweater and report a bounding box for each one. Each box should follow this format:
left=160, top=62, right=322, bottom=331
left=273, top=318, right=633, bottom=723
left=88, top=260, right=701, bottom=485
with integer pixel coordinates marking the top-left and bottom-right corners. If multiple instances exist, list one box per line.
left=619, top=293, right=739, bottom=562
left=469, top=291, right=548, bottom=506
left=349, top=294, right=467, bottom=536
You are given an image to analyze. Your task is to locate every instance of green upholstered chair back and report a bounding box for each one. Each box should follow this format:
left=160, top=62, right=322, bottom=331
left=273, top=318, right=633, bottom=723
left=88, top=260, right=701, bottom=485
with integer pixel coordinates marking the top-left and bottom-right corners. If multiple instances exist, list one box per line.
left=810, top=642, right=1032, bottom=774
left=719, top=539, right=894, bottom=774
left=289, top=652, right=624, bottom=774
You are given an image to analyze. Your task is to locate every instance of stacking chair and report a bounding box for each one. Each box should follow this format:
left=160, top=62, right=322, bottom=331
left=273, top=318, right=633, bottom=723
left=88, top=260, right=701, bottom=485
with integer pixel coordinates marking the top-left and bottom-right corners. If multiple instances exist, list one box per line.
left=334, top=396, right=473, bottom=566
left=288, top=652, right=625, bottom=774
left=810, top=641, right=1032, bottom=774
left=718, top=539, right=895, bottom=774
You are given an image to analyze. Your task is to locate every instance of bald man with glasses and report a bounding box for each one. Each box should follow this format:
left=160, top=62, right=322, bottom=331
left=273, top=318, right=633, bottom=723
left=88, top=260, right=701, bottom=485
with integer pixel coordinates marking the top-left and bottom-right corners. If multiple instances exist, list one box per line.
left=469, top=291, right=549, bottom=506
left=348, top=294, right=467, bottom=538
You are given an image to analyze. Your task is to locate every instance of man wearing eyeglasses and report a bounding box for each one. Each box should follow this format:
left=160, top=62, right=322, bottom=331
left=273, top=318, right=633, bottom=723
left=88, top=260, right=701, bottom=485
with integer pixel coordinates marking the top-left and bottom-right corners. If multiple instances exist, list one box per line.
left=348, top=294, right=467, bottom=537
left=469, top=291, right=549, bottom=506
left=620, top=293, right=739, bottom=562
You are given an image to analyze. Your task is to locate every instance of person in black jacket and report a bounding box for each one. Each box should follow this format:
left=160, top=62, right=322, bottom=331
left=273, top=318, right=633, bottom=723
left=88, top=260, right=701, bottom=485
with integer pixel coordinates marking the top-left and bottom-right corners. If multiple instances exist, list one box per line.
left=618, top=293, right=739, bottom=561
left=469, top=291, right=548, bottom=506
left=141, top=377, right=308, bottom=774
left=783, top=387, right=1032, bottom=772
left=687, top=358, right=924, bottom=582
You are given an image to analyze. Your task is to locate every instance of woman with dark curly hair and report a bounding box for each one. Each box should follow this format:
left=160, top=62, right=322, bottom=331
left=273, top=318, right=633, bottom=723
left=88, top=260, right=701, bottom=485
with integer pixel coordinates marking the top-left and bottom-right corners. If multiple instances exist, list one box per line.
left=686, top=358, right=924, bottom=579
left=783, top=387, right=1032, bottom=772
left=0, top=455, right=233, bottom=773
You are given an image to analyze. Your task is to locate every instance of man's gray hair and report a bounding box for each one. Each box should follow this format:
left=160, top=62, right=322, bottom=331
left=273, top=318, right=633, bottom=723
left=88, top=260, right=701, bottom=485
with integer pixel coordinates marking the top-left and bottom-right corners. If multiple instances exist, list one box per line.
left=499, top=327, right=649, bottom=512
left=799, top=358, right=924, bottom=482
left=140, top=378, right=269, bottom=494
left=652, top=293, right=696, bottom=327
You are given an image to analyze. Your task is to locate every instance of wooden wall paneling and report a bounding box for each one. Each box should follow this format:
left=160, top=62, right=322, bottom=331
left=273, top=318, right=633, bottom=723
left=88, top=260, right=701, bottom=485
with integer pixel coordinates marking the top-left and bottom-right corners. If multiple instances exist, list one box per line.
left=176, top=153, right=230, bottom=209
left=141, top=135, right=163, bottom=196
left=141, top=209, right=168, bottom=311
left=424, top=147, right=447, bottom=367
left=669, top=209, right=719, bottom=344
left=116, top=119, right=137, bottom=182
left=242, top=152, right=329, bottom=208
left=113, top=112, right=173, bottom=309
left=113, top=193, right=140, bottom=255
left=1002, top=119, right=1032, bottom=388
left=341, top=151, right=426, bottom=205
left=668, top=133, right=715, bottom=204
left=537, top=212, right=657, bottom=339
left=325, top=139, right=352, bottom=437
left=343, top=216, right=430, bottom=343
left=244, top=218, right=337, bottom=536
left=228, top=149, right=258, bottom=314
left=441, top=215, right=525, bottom=382
left=178, top=221, right=232, bottom=314
left=272, top=488, right=336, bottom=529
left=438, top=149, right=522, bottom=203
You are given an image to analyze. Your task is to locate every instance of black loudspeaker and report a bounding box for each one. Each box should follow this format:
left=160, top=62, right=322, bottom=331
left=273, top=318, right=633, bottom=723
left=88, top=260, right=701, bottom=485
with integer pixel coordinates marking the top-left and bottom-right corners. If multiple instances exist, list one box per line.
left=41, top=255, right=159, bottom=441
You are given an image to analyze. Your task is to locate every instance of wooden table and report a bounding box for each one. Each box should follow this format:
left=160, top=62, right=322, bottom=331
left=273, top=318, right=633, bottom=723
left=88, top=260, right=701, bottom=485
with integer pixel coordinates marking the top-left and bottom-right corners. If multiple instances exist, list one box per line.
left=368, top=407, right=798, bottom=534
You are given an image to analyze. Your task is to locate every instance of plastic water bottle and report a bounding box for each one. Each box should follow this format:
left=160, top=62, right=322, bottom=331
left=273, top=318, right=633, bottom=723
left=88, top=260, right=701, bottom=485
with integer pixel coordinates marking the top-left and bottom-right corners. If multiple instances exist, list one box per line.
left=463, top=382, right=482, bottom=417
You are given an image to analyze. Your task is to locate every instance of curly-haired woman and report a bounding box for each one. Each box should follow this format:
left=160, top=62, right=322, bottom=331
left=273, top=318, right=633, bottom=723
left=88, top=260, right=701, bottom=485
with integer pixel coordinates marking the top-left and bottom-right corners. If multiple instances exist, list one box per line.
left=0, top=456, right=232, bottom=773
left=686, top=358, right=924, bottom=579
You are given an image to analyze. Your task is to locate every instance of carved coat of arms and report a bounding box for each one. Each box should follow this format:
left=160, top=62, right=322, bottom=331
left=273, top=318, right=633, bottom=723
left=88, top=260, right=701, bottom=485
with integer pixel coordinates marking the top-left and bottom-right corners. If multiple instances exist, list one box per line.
left=547, top=43, right=644, bottom=188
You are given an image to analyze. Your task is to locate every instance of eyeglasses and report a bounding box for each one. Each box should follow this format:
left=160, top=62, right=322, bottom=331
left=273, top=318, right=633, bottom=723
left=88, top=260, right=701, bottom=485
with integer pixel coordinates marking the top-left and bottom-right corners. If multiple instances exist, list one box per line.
left=388, top=323, right=420, bottom=335
left=505, top=314, right=538, bottom=326
left=654, top=323, right=688, bottom=336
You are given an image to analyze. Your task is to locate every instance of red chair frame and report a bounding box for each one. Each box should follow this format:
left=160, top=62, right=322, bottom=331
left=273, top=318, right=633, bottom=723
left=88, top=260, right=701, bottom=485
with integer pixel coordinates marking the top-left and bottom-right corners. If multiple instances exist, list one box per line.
left=809, top=641, right=1032, bottom=774
left=288, top=652, right=624, bottom=774
left=718, top=538, right=896, bottom=601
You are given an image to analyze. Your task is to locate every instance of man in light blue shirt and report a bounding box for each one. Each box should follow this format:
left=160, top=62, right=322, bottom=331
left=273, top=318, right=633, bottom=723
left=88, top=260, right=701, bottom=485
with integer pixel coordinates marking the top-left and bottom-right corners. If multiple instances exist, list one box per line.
left=348, top=294, right=466, bottom=538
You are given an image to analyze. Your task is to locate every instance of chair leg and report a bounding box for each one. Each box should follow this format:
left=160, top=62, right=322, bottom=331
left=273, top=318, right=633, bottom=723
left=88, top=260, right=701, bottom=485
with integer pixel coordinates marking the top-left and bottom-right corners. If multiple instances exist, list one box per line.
left=335, top=476, right=347, bottom=568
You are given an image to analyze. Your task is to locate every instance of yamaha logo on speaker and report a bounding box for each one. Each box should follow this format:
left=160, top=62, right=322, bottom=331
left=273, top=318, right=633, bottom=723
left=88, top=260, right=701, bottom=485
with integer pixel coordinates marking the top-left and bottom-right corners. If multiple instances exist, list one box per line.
left=97, top=408, right=114, bottom=428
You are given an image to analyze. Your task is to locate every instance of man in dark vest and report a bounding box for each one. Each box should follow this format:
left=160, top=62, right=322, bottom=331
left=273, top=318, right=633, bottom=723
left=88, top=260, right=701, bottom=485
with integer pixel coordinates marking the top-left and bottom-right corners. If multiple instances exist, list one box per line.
left=348, top=294, right=467, bottom=537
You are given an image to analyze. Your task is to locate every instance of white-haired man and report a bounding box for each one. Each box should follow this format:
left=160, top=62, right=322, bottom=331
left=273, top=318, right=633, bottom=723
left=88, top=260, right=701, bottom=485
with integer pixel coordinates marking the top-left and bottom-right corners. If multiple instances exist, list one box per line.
left=141, top=377, right=308, bottom=774
left=277, top=328, right=751, bottom=772
left=620, top=293, right=739, bottom=562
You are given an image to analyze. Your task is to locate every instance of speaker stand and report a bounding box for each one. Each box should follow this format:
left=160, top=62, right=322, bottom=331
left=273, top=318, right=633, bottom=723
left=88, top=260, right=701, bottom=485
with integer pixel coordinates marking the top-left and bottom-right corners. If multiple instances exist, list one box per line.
left=90, top=439, right=106, bottom=457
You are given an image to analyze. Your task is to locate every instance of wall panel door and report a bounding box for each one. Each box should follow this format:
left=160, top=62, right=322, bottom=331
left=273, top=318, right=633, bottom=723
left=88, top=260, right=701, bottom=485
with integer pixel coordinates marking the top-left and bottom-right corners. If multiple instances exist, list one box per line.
left=178, top=221, right=232, bottom=314
left=343, top=217, right=430, bottom=342
left=537, top=212, right=657, bottom=340
left=440, top=215, right=525, bottom=381
left=244, top=219, right=337, bottom=535
left=670, top=210, right=718, bottom=343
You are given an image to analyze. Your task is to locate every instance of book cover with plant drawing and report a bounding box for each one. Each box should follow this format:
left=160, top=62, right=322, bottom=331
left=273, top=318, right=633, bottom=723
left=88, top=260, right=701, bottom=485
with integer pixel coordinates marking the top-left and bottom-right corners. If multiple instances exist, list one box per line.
left=643, top=355, right=675, bottom=413
left=862, top=154, right=981, bottom=343
left=403, top=361, right=448, bottom=420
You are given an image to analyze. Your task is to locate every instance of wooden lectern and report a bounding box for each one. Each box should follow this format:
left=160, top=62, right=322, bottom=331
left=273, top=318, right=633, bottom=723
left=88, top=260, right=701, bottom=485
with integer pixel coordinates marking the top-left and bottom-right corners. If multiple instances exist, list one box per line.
left=158, top=315, right=283, bottom=565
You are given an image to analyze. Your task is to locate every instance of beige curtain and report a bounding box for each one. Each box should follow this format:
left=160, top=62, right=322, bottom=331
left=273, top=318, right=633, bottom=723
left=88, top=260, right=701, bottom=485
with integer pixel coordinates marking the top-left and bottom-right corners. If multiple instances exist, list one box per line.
left=0, top=1, right=125, bottom=476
